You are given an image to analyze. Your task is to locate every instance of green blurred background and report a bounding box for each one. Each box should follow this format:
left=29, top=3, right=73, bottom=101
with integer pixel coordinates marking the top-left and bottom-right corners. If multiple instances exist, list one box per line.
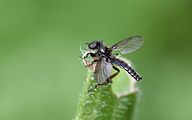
left=0, top=0, right=192, bottom=120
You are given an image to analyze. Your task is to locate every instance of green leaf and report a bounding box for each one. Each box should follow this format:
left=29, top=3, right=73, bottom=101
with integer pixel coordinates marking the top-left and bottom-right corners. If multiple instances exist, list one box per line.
left=75, top=58, right=139, bottom=120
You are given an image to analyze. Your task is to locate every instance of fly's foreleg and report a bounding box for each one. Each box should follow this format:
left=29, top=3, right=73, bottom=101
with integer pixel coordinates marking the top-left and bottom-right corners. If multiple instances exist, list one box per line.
left=79, top=52, right=96, bottom=59
left=79, top=51, right=97, bottom=71
left=85, top=59, right=98, bottom=67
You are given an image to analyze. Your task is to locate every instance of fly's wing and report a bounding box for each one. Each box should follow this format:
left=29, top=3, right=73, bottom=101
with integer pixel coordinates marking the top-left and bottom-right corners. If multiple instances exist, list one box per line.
left=94, top=58, right=112, bottom=84
left=111, top=36, right=144, bottom=54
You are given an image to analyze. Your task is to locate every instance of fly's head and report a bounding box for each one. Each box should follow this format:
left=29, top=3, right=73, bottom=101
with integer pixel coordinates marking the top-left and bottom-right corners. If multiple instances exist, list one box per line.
left=87, top=41, right=111, bottom=57
left=87, top=41, right=102, bottom=50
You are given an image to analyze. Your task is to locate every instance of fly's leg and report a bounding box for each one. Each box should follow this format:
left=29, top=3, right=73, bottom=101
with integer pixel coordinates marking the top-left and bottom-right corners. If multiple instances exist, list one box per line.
left=79, top=52, right=96, bottom=59
left=87, top=83, right=108, bottom=92
left=87, top=66, right=120, bottom=92
left=107, top=66, right=120, bottom=83
left=85, top=59, right=98, bottom=67
left=79, top=51, right=97, bottom=71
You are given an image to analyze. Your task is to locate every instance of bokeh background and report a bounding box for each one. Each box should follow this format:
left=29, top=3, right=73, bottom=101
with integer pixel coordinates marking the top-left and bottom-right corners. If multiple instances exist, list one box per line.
left=1, top=0, right=192, bottom=120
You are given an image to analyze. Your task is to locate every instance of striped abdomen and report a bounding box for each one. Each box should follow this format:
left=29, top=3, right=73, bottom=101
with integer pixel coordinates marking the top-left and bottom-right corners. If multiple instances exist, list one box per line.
left=112, top=58, right=142, bottom=81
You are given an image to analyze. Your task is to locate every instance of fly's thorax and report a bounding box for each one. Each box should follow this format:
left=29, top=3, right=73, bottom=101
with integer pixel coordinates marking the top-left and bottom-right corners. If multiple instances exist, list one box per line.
left=98, top=45, right=112, bottom=56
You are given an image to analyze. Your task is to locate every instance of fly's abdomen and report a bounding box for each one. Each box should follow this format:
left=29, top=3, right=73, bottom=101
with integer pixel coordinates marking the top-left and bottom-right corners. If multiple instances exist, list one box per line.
left=112, top=58, right=142, bottom=81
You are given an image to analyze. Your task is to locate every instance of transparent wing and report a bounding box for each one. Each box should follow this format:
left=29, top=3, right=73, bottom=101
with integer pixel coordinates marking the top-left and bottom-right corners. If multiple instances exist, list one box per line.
left=111, top=36, right=144, bottom=54
left=94, top=58, right=112, bottom=84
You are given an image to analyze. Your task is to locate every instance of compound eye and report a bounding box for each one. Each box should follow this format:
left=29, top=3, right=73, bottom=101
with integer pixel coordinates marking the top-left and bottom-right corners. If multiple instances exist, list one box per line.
left=89, top=41, right=98, bottom=49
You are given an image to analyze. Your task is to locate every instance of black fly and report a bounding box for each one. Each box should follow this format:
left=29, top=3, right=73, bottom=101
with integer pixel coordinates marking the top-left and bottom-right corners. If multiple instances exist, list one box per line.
left=80, top=36, right=144, bottom=92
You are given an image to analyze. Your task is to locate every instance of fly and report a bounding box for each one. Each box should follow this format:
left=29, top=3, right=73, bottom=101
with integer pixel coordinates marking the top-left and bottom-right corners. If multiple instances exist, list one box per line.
left=80, top=36, right=144, bottom=92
